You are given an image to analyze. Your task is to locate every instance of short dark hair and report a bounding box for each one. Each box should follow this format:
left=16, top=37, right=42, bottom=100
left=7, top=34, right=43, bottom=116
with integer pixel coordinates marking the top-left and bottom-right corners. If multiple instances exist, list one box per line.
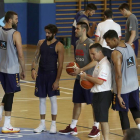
left=85, top=3, right=97, bottom=11
left=89, top=43, right=103, bottom=52
left=5, top=11, right=18, bottom=22
left=118, top=3, right=130, bottom=11
left=44, top=24, right=58, bottom=34
left=103, top=30, right=119, bottom=40
left=124, top=128, right=140, bottom=140
left=104, top=9, right=113, bottom=18
left=77, top=22, right=89, bottom=33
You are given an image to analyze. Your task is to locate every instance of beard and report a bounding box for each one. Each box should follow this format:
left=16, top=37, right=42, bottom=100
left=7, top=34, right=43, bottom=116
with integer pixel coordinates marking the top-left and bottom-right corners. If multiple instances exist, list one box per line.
left=46, top=34, right=54, bottom=41
left=12, top=22, right=17, bottom=30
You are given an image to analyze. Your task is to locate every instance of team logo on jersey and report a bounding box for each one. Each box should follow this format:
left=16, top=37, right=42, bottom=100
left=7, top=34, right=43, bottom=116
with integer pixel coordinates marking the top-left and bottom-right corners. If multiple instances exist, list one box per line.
left=0, top=40, right=7, bottom=50
left=127, top=56, right=135, bottom=67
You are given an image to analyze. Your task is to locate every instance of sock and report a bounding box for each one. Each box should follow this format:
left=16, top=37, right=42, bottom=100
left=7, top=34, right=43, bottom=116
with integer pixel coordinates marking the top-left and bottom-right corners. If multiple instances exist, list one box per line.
left=41, top=119, right=45, bottom=125
left=94, top=122, right=99, bottom=129
left=0, top=105, right=4, bottom=120
left=137, top=124, right=140, bottom=129
left=51, top=121, right=56, bottom=126
left=4, top=116, right=11, bottom=127
left=70, top=119, right=78, bottom=129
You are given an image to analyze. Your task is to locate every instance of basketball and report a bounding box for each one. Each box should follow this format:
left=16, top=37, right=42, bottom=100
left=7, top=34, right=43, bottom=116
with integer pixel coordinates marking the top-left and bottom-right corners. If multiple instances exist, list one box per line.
left=66, top=62, right=80, bottom=74
left=80, top=74, right=94, bottom=89
left=131, top=43, right=135, bottom=49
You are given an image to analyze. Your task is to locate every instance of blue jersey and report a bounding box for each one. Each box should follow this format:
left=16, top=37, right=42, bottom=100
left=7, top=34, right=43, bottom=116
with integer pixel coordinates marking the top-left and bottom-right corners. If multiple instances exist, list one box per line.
left=71, top=11, right=89, bottom=47
left=39, top=40, right=58, bottom=72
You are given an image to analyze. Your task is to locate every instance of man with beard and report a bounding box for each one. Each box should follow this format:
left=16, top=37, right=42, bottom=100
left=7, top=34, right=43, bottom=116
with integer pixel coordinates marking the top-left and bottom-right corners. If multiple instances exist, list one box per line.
left=31, top=24, right=64, bottom=133
left=71, top=3, right=97, bottom=57
left=59, top=22, right=99, bottom=138
left=0, top=11, right=25, bottom=133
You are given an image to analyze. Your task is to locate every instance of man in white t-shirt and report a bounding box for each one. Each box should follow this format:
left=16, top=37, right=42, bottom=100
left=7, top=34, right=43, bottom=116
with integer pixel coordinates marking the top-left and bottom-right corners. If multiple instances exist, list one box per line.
left=80, top=43, right=112, bottom=140
left=95, top=9, right=121, bottom=61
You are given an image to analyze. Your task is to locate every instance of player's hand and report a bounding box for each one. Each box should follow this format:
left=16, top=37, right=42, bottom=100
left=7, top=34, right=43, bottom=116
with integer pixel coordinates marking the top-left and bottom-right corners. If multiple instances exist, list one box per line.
left=52, top=81, right=59, bottom=91
left=31, top=70, right=37, bottom=80
left=118, top=96, right=126, bottom=109
left=70, top=67, right=80, bottom=76
left=20, top=71, right=26, bottom=80
left=80, top=72, right=86, bottom=81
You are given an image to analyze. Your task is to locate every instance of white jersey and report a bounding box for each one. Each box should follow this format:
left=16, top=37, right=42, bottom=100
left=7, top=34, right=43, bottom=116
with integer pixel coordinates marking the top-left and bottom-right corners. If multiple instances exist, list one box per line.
left=91, top=57, right=112, bottom=93
left=95, top=19, right=121, bottom=50
left=0, top=27, right=19, bottom=74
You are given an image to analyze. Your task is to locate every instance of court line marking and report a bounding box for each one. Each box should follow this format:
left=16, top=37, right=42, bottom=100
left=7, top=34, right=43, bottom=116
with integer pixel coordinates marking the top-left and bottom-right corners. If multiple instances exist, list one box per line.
left=4, top=115, right=123, bottom=138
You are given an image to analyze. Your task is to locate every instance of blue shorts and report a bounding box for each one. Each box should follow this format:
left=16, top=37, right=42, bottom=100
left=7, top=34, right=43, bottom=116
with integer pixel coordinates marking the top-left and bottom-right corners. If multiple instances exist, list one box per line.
left=0, top=72, right=20, bottom=93
left=112, top=88, right=140, bottom=112
left=35, top=69, right=60, bottom=98
left=73, top=79, right=93, bottom=104
left=133, top=39, right=139, bottom=57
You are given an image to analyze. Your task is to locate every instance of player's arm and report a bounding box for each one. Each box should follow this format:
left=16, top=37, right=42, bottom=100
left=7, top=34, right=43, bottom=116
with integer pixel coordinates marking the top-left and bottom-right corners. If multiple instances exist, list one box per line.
left=80, top=72, right=104, bottom=85
left=127, top=30, right=136, bottom=45
left=111, top=50, right=126, bottom=109
left=31, top=40, right=43, bottom=80
left=52, top=42, right=64, bottom=90
left=13, top=31, right=25, bottom=80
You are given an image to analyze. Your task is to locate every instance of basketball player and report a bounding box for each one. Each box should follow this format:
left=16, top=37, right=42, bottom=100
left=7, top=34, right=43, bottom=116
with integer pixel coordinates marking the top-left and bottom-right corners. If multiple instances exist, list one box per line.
left=103, top=30, right=140, bottom=134
left=59, top=22, right=100, bottom=137
left=0, top=11, right=26, bottom=133
left=80, top=43, right=112, bottom=140
left=31, top=24, right=64, bottom=133
left=95, top=9, right=121, bottom=61
left=119, top=3, right=139, bottom=57
left=71, top=3, right=97, bottom=56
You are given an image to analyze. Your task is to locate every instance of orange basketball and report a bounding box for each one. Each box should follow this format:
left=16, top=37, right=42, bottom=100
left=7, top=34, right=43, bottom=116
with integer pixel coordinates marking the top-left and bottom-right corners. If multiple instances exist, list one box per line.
left=131, top=43, right=135, bottom=50
left=80, top=74, right=94, bottom=89
left=66, top=62, right=80, bottom=75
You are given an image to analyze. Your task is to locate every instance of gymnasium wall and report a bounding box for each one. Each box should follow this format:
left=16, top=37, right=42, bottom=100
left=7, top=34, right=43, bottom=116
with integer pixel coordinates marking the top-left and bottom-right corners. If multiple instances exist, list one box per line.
left=4, top=0, right=55, bottom=45
left=3, top=0, right=140, bottom=45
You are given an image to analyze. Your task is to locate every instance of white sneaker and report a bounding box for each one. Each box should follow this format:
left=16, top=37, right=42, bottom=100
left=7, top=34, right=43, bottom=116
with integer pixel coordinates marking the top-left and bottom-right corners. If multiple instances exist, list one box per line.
left=2, top=125, right=20, bottom=133
left=49, top=124, right=57, bottom=134
left=33, top=123, right=46, bottom=133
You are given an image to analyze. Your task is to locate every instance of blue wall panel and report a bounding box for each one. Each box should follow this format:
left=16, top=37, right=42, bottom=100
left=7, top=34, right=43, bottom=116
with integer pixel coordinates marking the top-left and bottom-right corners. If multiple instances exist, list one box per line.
left=39, top=3, right=56, bottom=40
left=5, top=3, right=27, bottom=44
left=27, top=3, right=39, bottom=45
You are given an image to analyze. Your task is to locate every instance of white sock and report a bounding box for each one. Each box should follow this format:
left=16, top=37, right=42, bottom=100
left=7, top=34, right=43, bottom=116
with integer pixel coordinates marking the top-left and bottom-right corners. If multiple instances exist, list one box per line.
left=51, top=121, right=56, bottom=126
left=70, top=119, right=78, bottom=129
left=4, top=116, right=11, bottom=127
left=40, top=119, right=45, bottom=125
left=94, top=122, right=99, bottom=128
left=137, top=124, right=140, bottom=129
left=0, top=105, right=4, bottom=120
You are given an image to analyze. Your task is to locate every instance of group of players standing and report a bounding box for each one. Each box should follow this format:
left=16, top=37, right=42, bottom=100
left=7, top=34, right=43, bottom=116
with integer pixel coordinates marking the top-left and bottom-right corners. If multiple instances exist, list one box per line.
left=0, top=2, right=140, bottom=140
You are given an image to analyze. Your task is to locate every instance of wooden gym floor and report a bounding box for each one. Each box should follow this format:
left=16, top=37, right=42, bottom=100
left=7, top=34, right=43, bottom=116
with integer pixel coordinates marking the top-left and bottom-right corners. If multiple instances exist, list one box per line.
left=0, top=42, right=140, bottom=140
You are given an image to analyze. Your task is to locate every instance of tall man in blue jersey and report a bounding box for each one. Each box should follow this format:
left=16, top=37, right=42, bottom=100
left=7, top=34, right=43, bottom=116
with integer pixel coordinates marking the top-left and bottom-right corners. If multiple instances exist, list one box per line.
left=0, top=11, right=25, bottom=133
left=71, top=3, right=97, bottom=56
left=103, top=30, right=140, bottom=135
left=31, top=24, right=64, bottom=134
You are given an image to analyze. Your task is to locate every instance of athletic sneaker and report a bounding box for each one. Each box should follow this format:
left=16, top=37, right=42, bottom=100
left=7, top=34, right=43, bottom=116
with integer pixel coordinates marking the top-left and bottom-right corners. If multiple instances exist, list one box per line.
left=49, top=124, right=57, bottom=134
left=59, top=125, right=77, bottom=135
left=33, top=123, right=47, bottom=133
left=88, top=126, right=100, bottom=138
left=2, top=125, right=20, bottom=133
